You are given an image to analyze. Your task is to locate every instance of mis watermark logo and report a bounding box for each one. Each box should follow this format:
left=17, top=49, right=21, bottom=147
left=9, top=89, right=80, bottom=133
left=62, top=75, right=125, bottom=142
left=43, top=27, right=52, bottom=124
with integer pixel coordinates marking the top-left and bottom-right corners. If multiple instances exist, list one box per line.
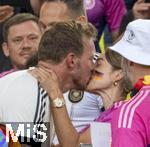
left=0, top=122, right=50, bottom=146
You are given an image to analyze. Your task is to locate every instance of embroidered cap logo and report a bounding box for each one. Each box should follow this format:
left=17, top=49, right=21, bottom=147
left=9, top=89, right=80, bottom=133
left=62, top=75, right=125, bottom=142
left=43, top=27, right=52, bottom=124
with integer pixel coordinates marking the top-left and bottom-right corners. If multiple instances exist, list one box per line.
left=126, top=30, right=135, bottom=44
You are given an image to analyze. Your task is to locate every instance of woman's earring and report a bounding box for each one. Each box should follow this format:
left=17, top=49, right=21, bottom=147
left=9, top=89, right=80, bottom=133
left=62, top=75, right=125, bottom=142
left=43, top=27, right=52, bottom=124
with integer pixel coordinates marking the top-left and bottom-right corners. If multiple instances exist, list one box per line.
left=113, top=81, right=118, bottom=86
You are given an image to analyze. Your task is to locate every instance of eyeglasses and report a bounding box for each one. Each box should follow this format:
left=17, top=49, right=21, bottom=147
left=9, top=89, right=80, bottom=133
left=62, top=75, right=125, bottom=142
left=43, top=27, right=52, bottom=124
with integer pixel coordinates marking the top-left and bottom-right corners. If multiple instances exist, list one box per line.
left=92, top=52, right=101, bottom=64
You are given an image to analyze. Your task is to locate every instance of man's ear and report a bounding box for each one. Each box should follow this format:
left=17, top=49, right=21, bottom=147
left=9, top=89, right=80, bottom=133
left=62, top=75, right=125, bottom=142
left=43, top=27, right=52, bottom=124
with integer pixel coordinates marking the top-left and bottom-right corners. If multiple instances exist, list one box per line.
left=76, top=15, right=87, bottom=22
left=65, top=53, right=79, bottom=69
left=2, top=42, right=9, bottom=57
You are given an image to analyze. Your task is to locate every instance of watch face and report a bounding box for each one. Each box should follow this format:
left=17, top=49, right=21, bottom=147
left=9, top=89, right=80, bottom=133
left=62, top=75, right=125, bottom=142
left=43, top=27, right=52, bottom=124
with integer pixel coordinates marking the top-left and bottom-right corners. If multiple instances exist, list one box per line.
left=68, top=89, right=84, bottom=103
left=53, top=98, right=65, bottom=108
left=56, top=99, right=64, bottom=107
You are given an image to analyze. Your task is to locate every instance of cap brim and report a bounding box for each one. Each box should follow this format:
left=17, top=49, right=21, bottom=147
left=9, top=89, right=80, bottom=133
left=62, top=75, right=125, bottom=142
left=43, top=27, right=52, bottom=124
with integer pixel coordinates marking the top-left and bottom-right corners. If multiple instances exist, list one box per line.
left=109, top=40, right=150, bottom=66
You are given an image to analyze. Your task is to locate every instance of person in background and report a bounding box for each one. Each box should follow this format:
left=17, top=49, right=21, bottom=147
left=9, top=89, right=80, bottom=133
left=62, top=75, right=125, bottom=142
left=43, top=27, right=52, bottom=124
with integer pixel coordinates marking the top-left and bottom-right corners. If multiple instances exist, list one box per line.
left=0, top=13, right=42, bottom=77
left=0, top=0, right=44, bottom=73
left=83, top=0, right=127, bottom=52
left=29, top=49, right=131, bottom=147
left=26, top=0, right=86, bottom=66
left=132, top=0, right=150, bottom=19
left=39, top=0, right=86, bottom=30
left=119, top=0, right=150, bottom=35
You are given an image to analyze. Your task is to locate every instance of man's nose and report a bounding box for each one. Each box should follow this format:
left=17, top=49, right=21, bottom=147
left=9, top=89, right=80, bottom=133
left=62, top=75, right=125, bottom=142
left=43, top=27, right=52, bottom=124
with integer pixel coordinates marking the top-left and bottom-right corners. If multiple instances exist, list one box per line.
left=21, top=38, right=31, bottom=48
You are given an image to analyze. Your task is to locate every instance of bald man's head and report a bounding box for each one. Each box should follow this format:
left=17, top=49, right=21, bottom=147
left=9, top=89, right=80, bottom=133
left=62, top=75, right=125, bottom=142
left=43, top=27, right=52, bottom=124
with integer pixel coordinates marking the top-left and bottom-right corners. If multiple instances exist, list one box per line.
left=39, top=0, right=86, bottom=29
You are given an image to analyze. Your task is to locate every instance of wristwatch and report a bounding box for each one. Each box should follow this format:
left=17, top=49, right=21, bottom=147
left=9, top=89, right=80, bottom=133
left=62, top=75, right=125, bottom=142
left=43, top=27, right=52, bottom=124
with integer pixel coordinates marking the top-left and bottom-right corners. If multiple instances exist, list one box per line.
left=52, top=97, right=65, bottom=108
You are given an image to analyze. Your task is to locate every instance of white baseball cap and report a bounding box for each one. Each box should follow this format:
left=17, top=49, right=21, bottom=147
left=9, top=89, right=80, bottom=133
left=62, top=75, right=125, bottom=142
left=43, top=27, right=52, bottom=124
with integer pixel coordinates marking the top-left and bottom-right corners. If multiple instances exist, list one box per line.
left=109, top=19, right=150, bottom=66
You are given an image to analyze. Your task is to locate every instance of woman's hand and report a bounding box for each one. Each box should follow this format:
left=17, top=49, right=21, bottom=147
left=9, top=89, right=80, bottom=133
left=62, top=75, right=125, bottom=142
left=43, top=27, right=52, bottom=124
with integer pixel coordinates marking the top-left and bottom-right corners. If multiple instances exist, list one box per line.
left=28, top=67, right=62, bottom=100
left=0, top=5, right=14, bottom=23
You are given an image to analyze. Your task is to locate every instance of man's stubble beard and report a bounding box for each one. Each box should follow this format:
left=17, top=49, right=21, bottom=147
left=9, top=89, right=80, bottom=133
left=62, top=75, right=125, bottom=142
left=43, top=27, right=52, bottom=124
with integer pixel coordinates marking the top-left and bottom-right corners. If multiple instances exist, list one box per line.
left=72, top=75, right=88, bottom=90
